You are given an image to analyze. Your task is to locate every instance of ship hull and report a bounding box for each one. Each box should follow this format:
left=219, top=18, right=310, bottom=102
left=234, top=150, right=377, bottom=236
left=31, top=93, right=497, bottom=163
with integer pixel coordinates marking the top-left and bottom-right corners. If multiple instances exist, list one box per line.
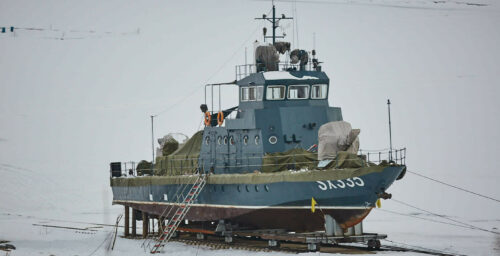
left=111, top=165, right=404, bottom=231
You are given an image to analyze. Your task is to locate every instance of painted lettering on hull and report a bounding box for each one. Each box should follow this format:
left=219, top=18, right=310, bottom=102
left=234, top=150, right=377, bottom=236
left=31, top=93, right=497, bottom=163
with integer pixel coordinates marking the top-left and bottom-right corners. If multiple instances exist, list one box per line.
left=316, top=177, right=364, bottom=191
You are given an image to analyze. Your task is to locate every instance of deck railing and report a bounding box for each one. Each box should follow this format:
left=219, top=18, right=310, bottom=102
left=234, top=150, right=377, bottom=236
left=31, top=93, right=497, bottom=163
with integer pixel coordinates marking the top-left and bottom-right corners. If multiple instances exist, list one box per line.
left=358, top=148, right=407, bottom=166
left=235, top=62, right=316, bottom=80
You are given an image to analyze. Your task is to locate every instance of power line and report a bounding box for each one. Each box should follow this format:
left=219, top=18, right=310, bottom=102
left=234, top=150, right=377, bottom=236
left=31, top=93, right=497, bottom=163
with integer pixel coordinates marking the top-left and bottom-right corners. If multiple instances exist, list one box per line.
left=408, top=170, right=500, bottom=204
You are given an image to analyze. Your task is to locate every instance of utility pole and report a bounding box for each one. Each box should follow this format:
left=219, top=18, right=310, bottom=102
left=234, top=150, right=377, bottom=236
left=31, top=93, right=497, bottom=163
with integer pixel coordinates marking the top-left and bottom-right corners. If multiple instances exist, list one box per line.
left=151, top=115, right=156, bottom=172
left=387, top=99, right=393, bottom=162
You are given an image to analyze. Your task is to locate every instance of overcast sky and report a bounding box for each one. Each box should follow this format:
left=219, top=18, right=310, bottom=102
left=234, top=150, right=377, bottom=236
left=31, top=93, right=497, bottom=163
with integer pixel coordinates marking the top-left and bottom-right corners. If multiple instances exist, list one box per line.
left=0, top=0, right=499, bottom=220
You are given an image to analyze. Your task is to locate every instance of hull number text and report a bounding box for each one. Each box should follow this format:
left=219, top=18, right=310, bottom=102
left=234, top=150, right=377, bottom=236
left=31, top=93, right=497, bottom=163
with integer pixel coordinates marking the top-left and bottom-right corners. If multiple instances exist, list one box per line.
left=316, top=177, right=364, bottom=190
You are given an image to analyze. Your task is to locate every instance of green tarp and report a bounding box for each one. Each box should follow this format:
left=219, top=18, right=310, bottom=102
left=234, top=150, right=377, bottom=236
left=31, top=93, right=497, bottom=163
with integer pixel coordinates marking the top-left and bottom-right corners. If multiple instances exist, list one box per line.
left=154, top=131, right=203, bottom=176
left=331, top=151, right=366, bottom=169
left=262, top=148, right=318, bottom=173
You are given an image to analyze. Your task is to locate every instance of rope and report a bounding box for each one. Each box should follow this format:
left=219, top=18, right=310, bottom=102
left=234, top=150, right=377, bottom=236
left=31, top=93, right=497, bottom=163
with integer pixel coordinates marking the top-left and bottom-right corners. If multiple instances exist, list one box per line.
left=408, top=170, right=500, bottom=204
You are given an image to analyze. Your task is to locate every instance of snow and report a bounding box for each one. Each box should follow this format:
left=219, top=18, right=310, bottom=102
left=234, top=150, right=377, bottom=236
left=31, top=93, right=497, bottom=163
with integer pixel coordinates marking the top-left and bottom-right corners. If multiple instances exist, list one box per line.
left=263, top=71, right=319, bottom=80
left=1, top=0, right=500, bottom=255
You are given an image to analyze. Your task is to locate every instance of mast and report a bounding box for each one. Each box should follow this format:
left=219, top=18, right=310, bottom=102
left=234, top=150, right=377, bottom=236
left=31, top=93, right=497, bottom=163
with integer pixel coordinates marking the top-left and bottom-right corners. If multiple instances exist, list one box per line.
left=387, top=99, right=393, bottom=161
left=272, top=5, right=276, bottom=44
left=255, top=3, right=292, bottom=44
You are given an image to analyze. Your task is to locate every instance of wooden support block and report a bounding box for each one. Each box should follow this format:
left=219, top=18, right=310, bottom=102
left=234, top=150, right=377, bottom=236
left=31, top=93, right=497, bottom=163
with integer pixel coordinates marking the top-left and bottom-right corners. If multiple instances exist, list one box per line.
left=124, top=206, right=130, bottom=237
left=142, top=212, right=148, bottom=238
left=132, top=209, right=137, bottom=237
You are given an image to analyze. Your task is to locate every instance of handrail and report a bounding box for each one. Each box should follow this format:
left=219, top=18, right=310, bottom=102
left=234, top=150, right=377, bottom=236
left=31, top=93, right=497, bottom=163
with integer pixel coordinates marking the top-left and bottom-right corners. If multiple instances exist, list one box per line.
left=235, top=61, right=316, bottom=81
left=359, top=148, right=407, bottom=166
left=111, top=148, right=406, bottom=177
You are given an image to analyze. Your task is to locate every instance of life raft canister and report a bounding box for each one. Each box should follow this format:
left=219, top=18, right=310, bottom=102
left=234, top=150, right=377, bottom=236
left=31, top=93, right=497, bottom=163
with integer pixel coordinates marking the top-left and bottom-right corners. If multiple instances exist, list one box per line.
left=204, top=111, right=211, bottom=126
left=217, top=111, right=224, bottom=126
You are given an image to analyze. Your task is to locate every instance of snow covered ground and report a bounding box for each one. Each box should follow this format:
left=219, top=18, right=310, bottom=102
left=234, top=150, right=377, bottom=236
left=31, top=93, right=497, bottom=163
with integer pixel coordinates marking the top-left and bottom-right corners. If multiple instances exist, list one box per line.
left=1, top=0, right=500, bottom=255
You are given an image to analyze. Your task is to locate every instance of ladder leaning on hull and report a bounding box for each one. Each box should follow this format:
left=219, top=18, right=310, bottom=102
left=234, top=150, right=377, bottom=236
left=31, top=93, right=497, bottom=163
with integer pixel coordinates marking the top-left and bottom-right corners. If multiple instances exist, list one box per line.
left=146, top=173, right=207, bottom=254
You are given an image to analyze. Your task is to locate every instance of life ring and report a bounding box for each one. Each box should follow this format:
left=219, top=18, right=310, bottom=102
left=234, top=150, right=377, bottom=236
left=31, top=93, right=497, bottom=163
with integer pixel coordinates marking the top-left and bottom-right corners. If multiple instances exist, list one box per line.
left=204, top=111, right=211, bottom=126
left=217, top=111, right=224, bottom=126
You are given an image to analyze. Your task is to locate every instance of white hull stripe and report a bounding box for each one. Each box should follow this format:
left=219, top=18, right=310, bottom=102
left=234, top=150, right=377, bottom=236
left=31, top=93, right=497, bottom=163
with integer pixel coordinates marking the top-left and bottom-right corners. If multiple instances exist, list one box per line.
left=113, top=200, right=372, bottom=210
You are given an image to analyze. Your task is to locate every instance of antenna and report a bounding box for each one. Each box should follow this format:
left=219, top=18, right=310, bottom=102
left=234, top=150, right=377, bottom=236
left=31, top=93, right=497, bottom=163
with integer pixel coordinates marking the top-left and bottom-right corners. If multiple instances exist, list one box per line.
left=387, top=99, right=393, bottom=162
left=255, top=3, right=293, bottom=44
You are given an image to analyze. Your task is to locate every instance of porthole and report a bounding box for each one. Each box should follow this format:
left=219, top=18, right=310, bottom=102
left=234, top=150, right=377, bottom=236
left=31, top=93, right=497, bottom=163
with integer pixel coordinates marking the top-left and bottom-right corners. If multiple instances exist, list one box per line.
left=213, top=186, right=217, bottom=192
left=217, top=136, right=222, bottom=145
left=255, top=135, right=260, bottom=145
left=245, top=185, right=250, bottom=192
left=221, top=186, right=225, bottom=192
left=243, top=135, right=249, bottom=145
left=230, top=136, right=235, bottom=145
left=264, top=185, right=270, bottom=192
left=268, top=135, right=278, bottom=144
left=205, top=136, right=210, bottom=145
left=224, top=136, right=228, bottom=145
left=255, top=185, right=259, bottom=192
left=237, top=185, right=241, bottom=192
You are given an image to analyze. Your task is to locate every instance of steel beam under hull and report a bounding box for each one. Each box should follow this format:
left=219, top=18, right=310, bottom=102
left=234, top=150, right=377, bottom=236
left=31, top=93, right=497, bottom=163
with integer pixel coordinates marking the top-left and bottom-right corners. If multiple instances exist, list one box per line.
left=114, top=201, right=372, bottom=232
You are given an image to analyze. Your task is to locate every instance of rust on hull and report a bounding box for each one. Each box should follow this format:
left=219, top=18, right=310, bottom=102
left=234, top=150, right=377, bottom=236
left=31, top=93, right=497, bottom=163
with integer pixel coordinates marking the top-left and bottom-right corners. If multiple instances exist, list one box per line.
left=116, top=201, right=372, bottom=232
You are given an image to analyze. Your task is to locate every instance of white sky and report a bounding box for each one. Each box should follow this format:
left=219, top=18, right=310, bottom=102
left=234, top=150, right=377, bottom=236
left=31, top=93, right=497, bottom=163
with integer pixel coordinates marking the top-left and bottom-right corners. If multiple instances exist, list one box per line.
left=0, top=0, right=499, bottom=232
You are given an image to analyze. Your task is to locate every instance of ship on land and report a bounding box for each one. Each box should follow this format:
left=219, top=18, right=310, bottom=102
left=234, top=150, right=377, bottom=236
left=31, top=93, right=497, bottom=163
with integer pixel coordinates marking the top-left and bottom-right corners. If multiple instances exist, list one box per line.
left=109, top=4, right=406, bottom=233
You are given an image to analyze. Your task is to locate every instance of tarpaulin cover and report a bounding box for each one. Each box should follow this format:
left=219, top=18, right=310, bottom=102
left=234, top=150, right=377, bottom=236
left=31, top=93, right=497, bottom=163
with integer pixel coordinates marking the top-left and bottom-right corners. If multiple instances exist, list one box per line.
left=261, top=148, right=318, bottom=173
left=318, top=121, right=360, bottom=161
left=154, top=131, right=203, bottom=176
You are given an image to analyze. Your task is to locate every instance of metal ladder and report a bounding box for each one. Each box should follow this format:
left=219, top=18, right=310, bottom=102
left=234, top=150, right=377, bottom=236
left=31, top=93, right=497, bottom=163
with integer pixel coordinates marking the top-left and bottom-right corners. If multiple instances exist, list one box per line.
left=149, top=174, right=207, bottom=254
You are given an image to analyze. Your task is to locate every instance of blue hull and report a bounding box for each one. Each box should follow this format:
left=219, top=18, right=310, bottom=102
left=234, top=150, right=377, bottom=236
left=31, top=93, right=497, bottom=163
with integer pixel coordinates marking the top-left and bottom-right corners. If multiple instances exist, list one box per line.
left=112, top=165, right=404, bottom=231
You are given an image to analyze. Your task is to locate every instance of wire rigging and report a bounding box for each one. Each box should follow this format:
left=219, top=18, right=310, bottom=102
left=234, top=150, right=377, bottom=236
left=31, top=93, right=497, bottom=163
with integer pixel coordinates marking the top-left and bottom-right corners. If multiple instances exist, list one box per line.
left=408, top=170, right=500, bottom=204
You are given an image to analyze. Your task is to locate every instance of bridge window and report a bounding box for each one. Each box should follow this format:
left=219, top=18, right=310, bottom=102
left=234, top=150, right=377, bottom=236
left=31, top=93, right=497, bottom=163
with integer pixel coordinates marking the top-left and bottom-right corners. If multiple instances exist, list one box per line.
left=266, top=85, right=285, bottom=100
left=241, top=86, right=264, bottom=102
left=311, top=84, right=328, bottom=99
left=288, top=85, right=309, bottom=100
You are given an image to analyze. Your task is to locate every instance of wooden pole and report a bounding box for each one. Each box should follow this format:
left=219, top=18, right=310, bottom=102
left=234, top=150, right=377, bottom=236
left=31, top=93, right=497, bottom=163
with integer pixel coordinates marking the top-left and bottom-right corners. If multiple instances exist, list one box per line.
left=142, top=212, right=148, bottom=238
left=124, top=206, right=130, bottom=237
left=158, top=217, right=164, bottom=234
left=151, top=218, right=155, bottom=234
left=132, top=209, right=137, bottom=237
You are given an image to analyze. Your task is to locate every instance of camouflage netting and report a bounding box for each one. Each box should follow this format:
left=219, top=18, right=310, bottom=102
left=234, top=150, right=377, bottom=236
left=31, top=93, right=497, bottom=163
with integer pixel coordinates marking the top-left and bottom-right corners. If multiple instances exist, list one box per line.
left=262, top=148, right=318, bottom=173
left=154, top=131, right=203, bottom=176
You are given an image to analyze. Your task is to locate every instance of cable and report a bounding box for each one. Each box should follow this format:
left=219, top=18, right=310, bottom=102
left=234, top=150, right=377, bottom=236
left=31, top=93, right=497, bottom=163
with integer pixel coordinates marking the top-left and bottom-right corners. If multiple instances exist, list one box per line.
left=376, top=208, right=478, bottom=230
left=88, top=231, right=114, bottom=256
left=391, top=198, right=500, bottom=235
left=154, top=8, right=271, bottom=117
left=383, top=239, right=465, bottom=256
left=408, top=170, right=500, bottom=204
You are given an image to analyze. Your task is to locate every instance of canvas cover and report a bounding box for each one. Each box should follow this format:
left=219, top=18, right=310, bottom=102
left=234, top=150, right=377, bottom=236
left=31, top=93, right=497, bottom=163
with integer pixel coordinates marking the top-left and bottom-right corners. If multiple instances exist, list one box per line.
left=318, top=121, right=360, bottom=161
left=261, top=148, right=318, bottom=173
left=154, top=131, right=203, bottom=176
